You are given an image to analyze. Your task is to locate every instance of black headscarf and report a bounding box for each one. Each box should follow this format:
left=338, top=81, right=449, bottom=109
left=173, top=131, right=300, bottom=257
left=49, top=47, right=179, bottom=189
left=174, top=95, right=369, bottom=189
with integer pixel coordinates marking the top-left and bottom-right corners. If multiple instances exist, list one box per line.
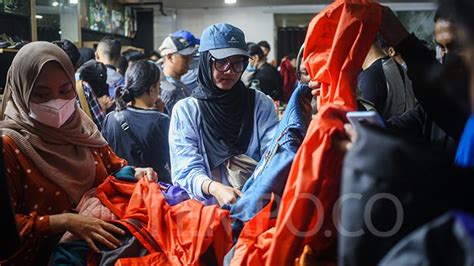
left=192, top=52, right=255, bottom=169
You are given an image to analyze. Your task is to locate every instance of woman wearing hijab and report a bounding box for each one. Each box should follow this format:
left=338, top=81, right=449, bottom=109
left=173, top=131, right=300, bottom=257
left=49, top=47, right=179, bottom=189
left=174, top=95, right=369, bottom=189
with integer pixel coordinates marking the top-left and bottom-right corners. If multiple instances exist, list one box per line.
left=0, top=42, right=155, bottom=265
left=169, top=23, right=279, bottom=206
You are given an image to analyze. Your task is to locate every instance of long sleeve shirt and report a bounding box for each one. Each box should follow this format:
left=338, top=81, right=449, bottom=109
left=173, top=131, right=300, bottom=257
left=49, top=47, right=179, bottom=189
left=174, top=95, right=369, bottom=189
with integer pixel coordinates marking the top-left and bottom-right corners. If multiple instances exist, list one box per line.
left=169, top=90, right=279, bottom=205
left=1, top=135, right=126, bottom=265
left=77, top=81, right=105, bottom=131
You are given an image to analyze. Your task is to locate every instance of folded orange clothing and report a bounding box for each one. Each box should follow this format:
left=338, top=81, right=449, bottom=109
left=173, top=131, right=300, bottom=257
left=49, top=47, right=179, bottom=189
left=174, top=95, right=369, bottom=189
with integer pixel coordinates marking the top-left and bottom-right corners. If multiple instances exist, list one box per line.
left=95, top=177, right=233, bottom=266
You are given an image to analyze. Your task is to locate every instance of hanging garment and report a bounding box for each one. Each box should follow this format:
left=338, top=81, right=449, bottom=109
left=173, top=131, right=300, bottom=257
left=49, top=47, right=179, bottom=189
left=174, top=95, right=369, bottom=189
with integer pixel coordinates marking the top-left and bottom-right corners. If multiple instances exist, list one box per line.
left=303, top=0, right=381, bottom=110
left=227, top=82, right=311, bottom=239
left=94, top=177, right=233, bottom=265
left=229, top=1, right=381, bottom=265
left=230, top=105, right=350, bottom=266
left=267, top=0, right=380, bottom=264
left=339, top=124, right=474, bottom=266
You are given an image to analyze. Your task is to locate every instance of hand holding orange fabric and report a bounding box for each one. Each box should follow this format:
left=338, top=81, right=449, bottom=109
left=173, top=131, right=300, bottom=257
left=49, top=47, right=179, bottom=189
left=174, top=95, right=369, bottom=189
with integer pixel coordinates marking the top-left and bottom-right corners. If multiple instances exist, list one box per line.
left=332, top=123, right=357, bottom=153
left=134, top=167, right=158, bottom=182
left=309, top=80, right=321, bottom=99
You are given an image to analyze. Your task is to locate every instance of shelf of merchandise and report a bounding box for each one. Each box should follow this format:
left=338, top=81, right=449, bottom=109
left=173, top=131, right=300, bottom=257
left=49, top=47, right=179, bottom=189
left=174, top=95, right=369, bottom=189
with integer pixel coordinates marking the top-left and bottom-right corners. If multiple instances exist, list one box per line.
left=0, top=48, right=19, bottom=53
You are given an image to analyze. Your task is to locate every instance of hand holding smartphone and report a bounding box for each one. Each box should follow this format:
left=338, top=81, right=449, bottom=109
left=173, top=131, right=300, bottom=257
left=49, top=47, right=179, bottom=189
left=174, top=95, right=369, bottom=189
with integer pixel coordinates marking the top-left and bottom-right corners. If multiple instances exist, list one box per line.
left=346, top=111, right=385, bottom=128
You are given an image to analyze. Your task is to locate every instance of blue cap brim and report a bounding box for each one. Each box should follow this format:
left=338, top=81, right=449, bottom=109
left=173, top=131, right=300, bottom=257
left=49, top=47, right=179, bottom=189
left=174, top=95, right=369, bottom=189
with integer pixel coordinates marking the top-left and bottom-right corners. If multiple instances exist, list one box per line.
left=209, top=47, right=249, bottom=59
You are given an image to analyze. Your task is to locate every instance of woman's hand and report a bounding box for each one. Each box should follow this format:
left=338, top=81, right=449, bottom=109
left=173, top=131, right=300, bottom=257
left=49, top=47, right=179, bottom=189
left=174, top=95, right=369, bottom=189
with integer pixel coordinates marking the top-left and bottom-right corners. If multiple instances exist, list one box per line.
left=309, top=80, right=321, bottom=100
left=134, top=167, right=158, bottom=182
left=208, top=181, right=243, bottom=206
left=50, top=213, right=125, bottom=253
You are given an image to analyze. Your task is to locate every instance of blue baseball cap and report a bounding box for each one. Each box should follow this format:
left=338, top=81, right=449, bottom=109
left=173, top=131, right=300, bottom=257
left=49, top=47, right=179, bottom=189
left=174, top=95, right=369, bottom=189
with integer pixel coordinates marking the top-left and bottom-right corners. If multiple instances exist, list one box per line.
left=173, top=30, right=200, bottom=47
left=159, top=35, right=197, bottom=57
left=199, top=23, right=249, bottom=59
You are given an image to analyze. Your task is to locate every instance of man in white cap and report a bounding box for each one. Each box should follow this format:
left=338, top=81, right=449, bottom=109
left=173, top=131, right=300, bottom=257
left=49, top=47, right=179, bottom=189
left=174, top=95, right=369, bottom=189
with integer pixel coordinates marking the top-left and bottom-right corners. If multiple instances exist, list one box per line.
left=159, top=35, right=197, bottom=114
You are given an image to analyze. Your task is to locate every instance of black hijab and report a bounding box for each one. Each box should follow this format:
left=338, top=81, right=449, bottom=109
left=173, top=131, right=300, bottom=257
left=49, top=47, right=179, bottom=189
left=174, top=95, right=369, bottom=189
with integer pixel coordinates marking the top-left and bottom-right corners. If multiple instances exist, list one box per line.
left=192, top=52, right=255, bottom=169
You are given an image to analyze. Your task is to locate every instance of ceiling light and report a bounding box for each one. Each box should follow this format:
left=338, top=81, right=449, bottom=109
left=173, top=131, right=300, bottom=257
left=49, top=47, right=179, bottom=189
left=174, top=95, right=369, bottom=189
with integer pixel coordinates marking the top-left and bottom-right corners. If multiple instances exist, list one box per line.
left=225, top=0, right=236, bottom=4
left=69, top=0, right=78, bottom=4
left=35, top=15, right=43, bottom=19
left=52, top=1, right=59, bottom=7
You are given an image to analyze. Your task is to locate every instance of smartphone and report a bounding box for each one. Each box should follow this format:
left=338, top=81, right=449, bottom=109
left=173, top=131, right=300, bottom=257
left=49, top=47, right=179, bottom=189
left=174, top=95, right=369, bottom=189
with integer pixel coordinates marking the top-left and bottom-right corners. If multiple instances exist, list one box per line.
left=346, top=111, right=385, bottom=128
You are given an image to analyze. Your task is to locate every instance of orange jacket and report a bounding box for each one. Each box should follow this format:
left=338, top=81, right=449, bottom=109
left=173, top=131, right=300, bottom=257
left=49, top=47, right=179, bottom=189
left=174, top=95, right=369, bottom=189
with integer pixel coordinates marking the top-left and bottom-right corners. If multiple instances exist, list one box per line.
left=230, top=1, right=381, bottom=265
left=95, top=177, right=233, bottom=266
left=304, top=0, right=381, bottom=110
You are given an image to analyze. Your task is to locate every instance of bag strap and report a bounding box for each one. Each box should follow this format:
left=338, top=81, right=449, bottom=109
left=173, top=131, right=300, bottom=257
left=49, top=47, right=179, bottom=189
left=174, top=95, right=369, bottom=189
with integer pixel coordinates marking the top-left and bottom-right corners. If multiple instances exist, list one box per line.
left=113, top=111, right=145, bottom=156
left=76, top=80, right=93, bottom=119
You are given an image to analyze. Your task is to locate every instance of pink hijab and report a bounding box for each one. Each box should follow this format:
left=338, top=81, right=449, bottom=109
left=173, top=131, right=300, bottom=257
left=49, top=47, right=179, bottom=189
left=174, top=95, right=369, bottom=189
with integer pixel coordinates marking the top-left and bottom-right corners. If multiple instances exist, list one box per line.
left=0, top=42, right=108, bottom=204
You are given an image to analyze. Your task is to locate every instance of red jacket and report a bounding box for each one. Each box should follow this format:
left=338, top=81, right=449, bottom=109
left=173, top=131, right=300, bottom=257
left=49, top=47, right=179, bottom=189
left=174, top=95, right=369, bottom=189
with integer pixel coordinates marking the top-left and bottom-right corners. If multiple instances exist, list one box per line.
left=279, top=58, right=297, bottom=103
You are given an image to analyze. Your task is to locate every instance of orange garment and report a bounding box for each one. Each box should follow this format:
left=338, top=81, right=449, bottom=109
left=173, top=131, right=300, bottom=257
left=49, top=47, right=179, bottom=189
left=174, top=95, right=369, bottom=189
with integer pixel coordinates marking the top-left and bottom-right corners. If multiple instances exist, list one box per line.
left=266, top=105, right=350, bottom=264
left=231, top=194, right=277, bottom=265
left=1, top=135, right=126, bottom=265
left=230, top=105, right=350, bottom=266
left=230, top=1, right=381, bottom=265
left=303, top=0, right=381, bottom=110
left=94, top=177, right=233, bottom=266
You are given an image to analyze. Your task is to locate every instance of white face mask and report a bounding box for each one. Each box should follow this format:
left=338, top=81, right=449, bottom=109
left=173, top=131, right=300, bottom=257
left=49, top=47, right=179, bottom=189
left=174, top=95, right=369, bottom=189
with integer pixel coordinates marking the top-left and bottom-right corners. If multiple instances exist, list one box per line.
left=29, top=98, right=77, bottom=128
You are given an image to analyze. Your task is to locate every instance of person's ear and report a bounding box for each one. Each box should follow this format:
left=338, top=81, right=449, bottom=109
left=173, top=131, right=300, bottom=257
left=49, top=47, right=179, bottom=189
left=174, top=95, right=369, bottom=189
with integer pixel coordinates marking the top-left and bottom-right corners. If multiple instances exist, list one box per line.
left=167, top=53, right=174, bottom=63
left=95, top=52, right=100, bottom=61
left=388, top=47, right=396, bottom=57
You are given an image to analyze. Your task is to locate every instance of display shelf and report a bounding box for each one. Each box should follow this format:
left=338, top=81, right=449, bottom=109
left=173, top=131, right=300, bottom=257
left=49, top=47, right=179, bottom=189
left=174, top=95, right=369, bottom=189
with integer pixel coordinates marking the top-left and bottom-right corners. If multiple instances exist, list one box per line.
left=0, top=48, right=19, bottom=53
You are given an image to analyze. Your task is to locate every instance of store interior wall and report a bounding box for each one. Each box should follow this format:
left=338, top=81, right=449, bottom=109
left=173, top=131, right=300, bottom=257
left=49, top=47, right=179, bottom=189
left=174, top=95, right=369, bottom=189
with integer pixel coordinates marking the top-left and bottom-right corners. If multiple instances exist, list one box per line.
left=176, top=7, right=275, bottom=62
left=169, top=2, right=437, bottom=64
left=153, top=7, right=177, bottom=52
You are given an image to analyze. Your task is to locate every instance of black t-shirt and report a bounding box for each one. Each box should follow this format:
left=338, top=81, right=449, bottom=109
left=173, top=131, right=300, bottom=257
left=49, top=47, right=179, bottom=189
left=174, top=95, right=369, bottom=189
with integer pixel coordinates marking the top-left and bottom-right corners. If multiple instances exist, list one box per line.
left=102, top=106, right=171, bottom=183
left=253, top=63, right=282, bottom=101
left=357, top=57, right=406, bottom=113
left=357, top=57, right=388, bottom=111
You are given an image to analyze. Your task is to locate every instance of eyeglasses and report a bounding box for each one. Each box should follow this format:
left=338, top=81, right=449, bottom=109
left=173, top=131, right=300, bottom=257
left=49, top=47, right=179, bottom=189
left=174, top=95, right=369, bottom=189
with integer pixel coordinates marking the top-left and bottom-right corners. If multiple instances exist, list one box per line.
left=211, top=56, right=246, bottom=73
left=296, top=69, right=309, bottom=81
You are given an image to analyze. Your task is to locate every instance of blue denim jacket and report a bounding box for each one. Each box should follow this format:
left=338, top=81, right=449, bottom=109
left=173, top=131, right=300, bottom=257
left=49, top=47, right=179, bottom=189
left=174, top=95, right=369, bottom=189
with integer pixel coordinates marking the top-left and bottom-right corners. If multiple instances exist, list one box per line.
left=226, top=83, right=311, bottom=237
left=169, top=90, right=279, bottom=205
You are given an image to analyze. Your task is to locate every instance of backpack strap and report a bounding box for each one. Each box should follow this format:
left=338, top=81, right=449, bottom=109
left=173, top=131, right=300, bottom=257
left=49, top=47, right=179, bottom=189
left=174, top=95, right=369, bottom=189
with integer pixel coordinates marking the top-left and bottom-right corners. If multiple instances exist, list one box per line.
left=76, top=80, right=93, bottom=119
left=113, top=111, right=146, bottom=156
